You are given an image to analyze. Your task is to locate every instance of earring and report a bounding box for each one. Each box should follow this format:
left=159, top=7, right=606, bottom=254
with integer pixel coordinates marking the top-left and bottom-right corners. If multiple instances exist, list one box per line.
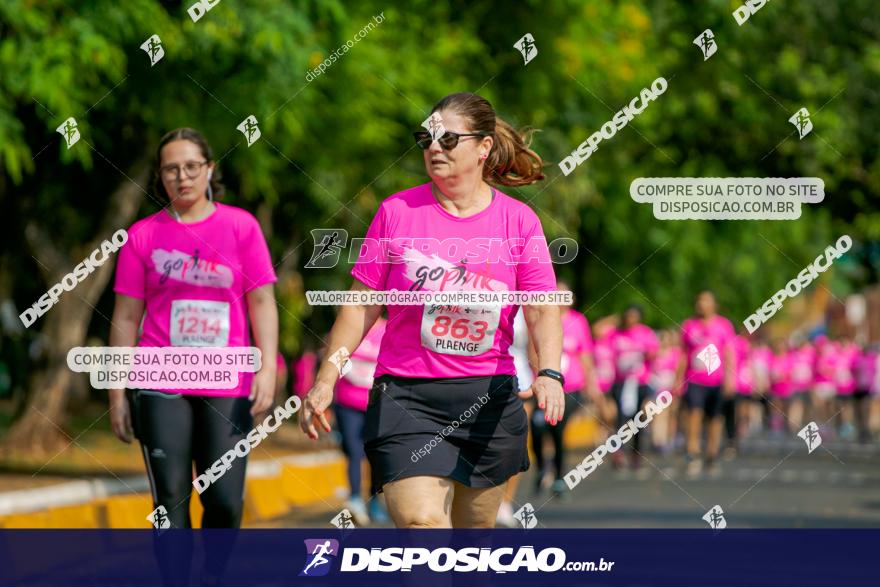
left=479, top=153, right=488, bottom=161
left=207, top=181, right=214, bottom=203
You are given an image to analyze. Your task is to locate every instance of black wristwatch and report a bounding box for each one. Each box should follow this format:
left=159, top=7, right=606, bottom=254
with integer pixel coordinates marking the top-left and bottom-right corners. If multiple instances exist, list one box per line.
left=537, top=368, right=565, bottom=387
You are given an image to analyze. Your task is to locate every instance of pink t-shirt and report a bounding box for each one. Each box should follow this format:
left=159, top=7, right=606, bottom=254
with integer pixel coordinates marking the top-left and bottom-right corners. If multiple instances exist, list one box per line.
left=770, top=352, right=792, bottom=397
left=731, top=335, right=753, bottom=395
left=593, top=332, right=616, bottom=393
left=114, top=203, right=276, bottom=397
left=650, top=346, right=681, bottom=394
left=334, top=318, right=387, bottom=411
left=855, top=349, right=880, bottom=394
left=351, top=183, right=556, bottom=379
left=610, top=324, right=658, bottom=385
left=749, top=346, right=773, bottom=393
left=560, top=309, right=593, bottom=393
left=835, top=343, right=859, bottom=395
left=813, top=341, right=838, bottom=389
left=788, top=345, right=815, bottom=392
left=681, top=315, right=735, bottom=387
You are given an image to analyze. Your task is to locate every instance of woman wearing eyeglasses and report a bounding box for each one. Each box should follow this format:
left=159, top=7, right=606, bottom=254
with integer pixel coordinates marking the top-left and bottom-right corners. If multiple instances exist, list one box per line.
left=300, top=93, right=562, bottom=528
left=109, top=128, right=278, bottom=544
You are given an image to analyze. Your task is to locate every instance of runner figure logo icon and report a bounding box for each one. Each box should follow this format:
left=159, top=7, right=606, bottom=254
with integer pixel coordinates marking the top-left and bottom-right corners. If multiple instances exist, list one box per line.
left=147, top=505, right=171, bottom=529
left=140, top=34, right=164, bottom=66
left=421, top=112, right=446, bottom=142
left=237, top=115, right=261, bottom=147
left=513, top=503, right=538, bottom=529
left=305, top=228, right=349, bottom=269
left=56, top=117, right=80, bottom=149
left=514, top=33, right=538, bottom=65
left=702, top=505, right=727, bottom=530
left=797, top=421, right=822, bottom=454
left=789, top=108, right=813, bottom=139
left=300, top=539, right=339, bottom=577
left=697, top=344, right=721, bottom=375
left=693, top=29, right=717, bottom=60
left=327, top=347, right=353, bottom=377
left=330, top=508, right=355, bottom=529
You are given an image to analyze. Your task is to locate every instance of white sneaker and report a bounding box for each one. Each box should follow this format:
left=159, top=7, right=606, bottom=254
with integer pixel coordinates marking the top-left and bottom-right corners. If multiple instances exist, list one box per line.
left=495, top=501, right=517, bottom=528
left=345, top=497, right=370, bottom=527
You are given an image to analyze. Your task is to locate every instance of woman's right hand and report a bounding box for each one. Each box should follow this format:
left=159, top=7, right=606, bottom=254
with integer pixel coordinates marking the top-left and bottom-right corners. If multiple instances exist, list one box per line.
left=299, top=382, right=334, bottom=440
left=109, top=391, right=134, bottom=444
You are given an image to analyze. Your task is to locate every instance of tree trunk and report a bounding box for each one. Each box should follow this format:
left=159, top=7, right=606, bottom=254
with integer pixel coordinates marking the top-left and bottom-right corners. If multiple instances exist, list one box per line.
left=2, top=160, right=150, bottom=457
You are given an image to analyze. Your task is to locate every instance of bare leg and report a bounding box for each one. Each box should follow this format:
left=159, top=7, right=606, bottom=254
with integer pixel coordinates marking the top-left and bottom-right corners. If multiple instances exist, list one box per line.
left=383, top=476, right=454, bottom=528
left=450, top=482, right=507, bottom=529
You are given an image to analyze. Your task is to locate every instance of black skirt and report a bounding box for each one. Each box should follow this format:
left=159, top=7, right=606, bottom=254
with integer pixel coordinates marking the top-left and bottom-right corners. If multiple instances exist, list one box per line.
left=364, top=373, right=530, bottom=492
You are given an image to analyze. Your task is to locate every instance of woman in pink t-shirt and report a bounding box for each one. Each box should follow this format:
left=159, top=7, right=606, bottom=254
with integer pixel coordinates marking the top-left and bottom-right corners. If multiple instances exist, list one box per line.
left=592, top=319, right=619, bottom=443
left=812, top=335, right=838, bottom=427
left=609, top=305, right=658, bottom=468
left=788, top=339, right=814, bottom=431
left=650, top=329, right=681, bottom=453
left=835, top=337, right=860, bottom=440
left=530, top=280, right=598, bottom=497
left=109, top=128, right=278, bottom=541
left=675, top=290, right=735, bottom=477
left=299, top=93, right=562, bottom=528
left=854, top=344, right=879, bottom=442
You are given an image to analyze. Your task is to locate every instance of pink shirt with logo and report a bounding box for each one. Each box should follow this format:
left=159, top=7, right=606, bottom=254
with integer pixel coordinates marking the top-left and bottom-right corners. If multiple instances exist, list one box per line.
left=770, top=352, right=793, bottom=397
left=749, top=345, right=773, bottom=393
left=335, top=318, right=387, bottom=411
left=114, top=203, right=276, bottom=397
left=651, top=346, right=682, bottom=395
left=731, top=335, right=753, bottom=395
left=561, top=309, right=593, bottom=393
left=681, top=315, right=735, bottom=387
left=813, top=341, right=838, bottom=390
left=351, top=183, right=556, bottom=379
left=788, top=345, right=815, bottom=392
left=593, top=332, right=616, bottom=393
left=610, top=324, right=658, bottom=385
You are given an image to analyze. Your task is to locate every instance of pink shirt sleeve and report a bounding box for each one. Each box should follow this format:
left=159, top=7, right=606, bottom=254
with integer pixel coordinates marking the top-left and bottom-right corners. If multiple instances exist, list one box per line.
left=515, top=210, right=556, bottom=292
left=238, top=213, right=277, bottom=292
left=351, top=204, right=390, bottom=290
left=114, top=224, right=147, bottom=300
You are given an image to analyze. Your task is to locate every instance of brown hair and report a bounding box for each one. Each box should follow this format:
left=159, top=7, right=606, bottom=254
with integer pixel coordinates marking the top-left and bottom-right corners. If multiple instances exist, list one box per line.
left=431, top=93, right=545, bottom=187
left=152, top=127, right=225, bottom=202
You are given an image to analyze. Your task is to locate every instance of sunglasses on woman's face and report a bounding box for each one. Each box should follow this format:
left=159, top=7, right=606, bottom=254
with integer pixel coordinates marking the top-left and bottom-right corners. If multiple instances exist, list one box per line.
left=413, top=131, right=488, bottom=150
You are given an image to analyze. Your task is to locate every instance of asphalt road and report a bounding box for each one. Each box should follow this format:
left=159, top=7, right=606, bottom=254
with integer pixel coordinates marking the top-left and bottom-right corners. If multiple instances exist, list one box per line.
left=256, top=435, right=880, bottom=529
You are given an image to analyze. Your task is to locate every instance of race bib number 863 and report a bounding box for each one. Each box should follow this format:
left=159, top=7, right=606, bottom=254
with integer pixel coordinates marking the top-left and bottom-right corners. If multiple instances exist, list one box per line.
left=421, top=304, right=500, bottom=356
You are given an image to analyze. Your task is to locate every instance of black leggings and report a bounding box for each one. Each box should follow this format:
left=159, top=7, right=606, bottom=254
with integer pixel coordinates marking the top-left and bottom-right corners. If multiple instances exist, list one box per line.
left=530, top=392, right=581, bottom=481
left=129, top=389, right=253, bottom=528
left=129, top=390, right=253, bottom=586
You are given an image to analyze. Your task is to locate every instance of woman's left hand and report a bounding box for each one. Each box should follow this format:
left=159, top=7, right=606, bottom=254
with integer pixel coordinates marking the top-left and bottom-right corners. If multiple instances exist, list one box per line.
left=519, top=376, right=565, bottom=425
left=249, top=368, right=277, bottom=416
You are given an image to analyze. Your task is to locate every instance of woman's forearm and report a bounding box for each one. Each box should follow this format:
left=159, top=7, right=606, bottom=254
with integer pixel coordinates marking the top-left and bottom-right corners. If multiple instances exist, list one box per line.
left=108, top=297, right=143, bottom=400
left=523, top=305, right=562, bottom=372
left=314, top=303, right=381, bottom=388
left=246, top=284, right=279, bottom=374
